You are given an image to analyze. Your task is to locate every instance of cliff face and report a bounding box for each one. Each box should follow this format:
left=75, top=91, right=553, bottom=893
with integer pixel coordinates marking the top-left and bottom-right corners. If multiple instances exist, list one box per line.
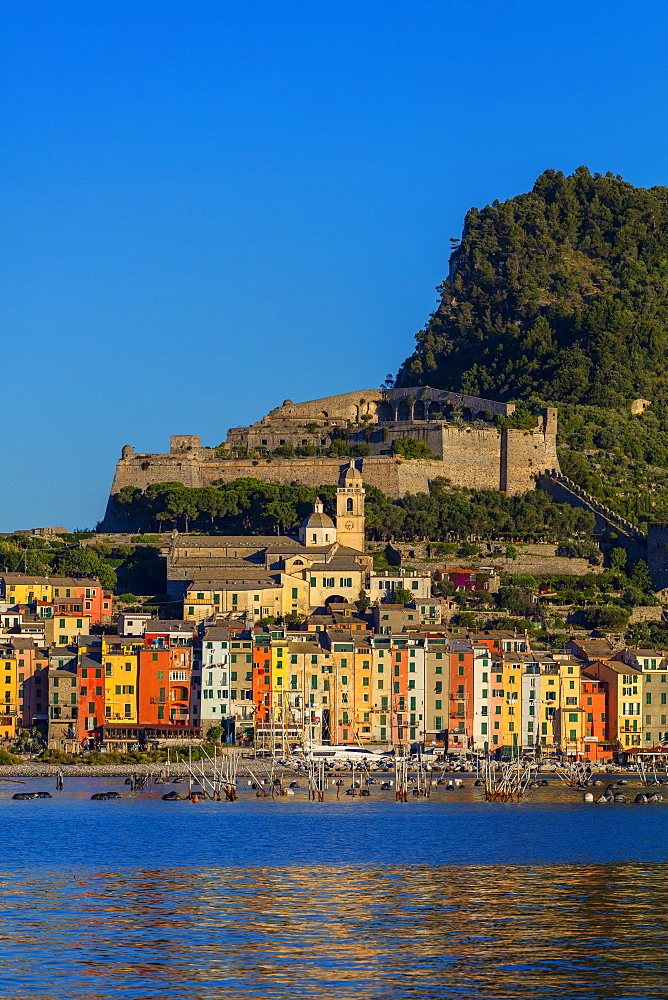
left=397, top=167, right=668, bottom=407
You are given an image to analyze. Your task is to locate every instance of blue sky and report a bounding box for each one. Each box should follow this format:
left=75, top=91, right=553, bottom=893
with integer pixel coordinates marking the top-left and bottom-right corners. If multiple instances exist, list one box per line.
left=2, top=0, right=667, bottom=530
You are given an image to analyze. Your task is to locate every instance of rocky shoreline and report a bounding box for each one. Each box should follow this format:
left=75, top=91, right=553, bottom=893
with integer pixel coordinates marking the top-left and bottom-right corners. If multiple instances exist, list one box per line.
left=0, top=762, right=242, bottom=778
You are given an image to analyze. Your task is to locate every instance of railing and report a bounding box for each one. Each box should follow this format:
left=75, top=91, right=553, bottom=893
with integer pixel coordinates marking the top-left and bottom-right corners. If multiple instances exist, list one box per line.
left=542, top=470, right=645, bottom=540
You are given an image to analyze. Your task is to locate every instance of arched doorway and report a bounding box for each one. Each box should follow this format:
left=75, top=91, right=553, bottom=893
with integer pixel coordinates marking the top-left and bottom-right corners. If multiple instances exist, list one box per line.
left=397, top=399, right=411, bottom=421
left=377, top=401, right=394, bottom=422
left=413, top=400, right=426, bottom=420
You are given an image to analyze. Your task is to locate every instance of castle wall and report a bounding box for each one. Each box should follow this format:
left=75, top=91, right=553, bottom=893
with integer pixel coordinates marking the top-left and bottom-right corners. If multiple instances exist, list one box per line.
left=647, top=525, right=668, bottom=591
left=439, top=426, right=503, bottom=490
left=502, top=410, right=560, bottom=493
left=110, top=454, right=204, bottom=495
left=103, top=402, right=560, bottom=529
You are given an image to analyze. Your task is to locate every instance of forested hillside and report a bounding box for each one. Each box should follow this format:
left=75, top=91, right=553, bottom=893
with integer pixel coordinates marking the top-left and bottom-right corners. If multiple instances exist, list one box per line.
left=396, top=167, right=668, bottom=524
left=397, top=166, right=668, bottom=405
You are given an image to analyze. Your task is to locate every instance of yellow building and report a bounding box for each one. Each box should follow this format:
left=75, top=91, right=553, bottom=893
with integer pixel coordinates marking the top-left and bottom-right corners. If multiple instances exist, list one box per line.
left=499, top=656, right=523, bottom=749
left=184, top=574, right=311, bottom=622
left=353, top=638, right=374, bottom=742
left=1, top=575, right=52, bottom=607
left=44, top=614, right=92, bottom=647
left=555, top=657, right=584, bottom=753
left=584, top=659, right=643, bottom=750
left=101, top=636, right=139, bottom=723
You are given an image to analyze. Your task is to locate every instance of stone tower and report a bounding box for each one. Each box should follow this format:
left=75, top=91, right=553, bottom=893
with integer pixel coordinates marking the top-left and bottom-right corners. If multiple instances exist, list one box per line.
left=336, top=464, right=365, bottom=552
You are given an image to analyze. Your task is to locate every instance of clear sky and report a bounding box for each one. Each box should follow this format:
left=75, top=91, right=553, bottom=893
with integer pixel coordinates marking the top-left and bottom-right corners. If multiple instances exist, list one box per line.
left=2, top=0, right=667, bottom=530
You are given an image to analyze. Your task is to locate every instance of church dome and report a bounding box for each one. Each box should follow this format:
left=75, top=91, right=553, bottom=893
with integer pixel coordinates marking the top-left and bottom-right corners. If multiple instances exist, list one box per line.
left=301, top=510, right=335, bottom=530
left=342, top=463, right=363, bottom=484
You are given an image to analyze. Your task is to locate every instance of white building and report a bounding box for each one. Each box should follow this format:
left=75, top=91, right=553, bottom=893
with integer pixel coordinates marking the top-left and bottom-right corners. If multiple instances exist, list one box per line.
left=471, top=644, right=494, bottom=751
left=117, top=612, right=153, bottom=636
left=191, top=626, right=254, bottom=738
left=368, top=571, right=432, bottom=604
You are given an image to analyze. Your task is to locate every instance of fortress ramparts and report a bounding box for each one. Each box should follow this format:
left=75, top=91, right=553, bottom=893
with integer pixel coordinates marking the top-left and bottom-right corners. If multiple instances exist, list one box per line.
left=102, top=387, right=559, bottom=529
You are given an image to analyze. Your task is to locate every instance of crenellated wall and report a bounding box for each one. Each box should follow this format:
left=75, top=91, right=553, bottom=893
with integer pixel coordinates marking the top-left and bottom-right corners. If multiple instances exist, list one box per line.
left=101, top=397, right=560, bottom=529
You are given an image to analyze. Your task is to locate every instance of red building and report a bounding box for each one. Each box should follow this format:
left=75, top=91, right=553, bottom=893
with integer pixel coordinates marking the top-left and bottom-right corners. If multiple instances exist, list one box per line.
left=138, top=647, right=171, bottom=725
left=51, top=577, right=112, bottom=624
left=76, top=654, right=106, bottom=742
left=580, top=675, right=613, bottom=761
left=139, top=621, right=194, bottom=726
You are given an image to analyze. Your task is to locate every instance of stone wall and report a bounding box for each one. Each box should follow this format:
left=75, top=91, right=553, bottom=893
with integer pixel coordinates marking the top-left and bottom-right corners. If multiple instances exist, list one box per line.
left=647, top=524, right=668, bottom=592
left=384, top=542, right=602, bottom=578
left=102, top=407, right=559, bottom=529
left=503, top=410, right=560, bottom=493
left=628, top=605, right=666, bottom=623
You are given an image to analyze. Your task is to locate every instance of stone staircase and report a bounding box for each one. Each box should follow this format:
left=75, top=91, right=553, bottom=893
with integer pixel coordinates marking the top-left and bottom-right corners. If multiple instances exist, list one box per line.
left=537, top=470, right=646, bottom=552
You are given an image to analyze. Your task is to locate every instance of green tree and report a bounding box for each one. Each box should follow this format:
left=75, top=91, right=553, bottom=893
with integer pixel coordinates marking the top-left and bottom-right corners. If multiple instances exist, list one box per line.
left=390, top=587, right=413, bottom=605
left=609, top=547, right=628, bottom=572
left=497, top=586, right=526, bottom=617
left=582, top=605, right=630, bottom=629
left=391, top=437, right=435, bottom=459
left=630, top=559, right=653, bottom=593
left=356, top=591, right=370, bottom=613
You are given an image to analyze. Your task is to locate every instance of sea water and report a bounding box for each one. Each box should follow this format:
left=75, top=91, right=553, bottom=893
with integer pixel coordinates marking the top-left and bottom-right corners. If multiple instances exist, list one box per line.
left=1, top=776, right=667, bottom=999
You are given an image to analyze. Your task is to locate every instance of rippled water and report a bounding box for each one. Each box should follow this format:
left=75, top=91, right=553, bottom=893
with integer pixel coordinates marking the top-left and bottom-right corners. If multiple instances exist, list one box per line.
left=1, top=777, right=667, bottom=999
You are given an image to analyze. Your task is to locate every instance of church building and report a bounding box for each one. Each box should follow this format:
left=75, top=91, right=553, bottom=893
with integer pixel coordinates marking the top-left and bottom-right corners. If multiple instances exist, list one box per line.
left=167, top=465, right=372, bottom=620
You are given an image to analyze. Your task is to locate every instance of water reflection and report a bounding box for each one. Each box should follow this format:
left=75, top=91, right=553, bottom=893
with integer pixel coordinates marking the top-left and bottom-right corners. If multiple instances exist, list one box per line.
left=0, top=864, right=667, bottom=999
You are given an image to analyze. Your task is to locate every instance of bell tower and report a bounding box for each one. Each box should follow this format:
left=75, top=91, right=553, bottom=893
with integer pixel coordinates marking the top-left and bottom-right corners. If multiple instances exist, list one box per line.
left=336, top=464, right=365, bottom=552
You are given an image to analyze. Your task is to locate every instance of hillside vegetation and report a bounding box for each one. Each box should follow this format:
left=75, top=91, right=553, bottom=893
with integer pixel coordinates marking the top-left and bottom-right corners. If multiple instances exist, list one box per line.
left=396, top=166, right=668, bottom=522
left=113, top=477, right=594, bottom=543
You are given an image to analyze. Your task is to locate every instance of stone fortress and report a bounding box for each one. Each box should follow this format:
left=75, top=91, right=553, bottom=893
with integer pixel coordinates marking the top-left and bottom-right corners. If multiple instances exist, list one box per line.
left=103, top=386, right=559, bottom=528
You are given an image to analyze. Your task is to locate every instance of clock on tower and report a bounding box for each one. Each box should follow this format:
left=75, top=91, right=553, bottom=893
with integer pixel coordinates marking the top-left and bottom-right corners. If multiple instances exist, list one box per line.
left=335, top=464, right=366, bottom=552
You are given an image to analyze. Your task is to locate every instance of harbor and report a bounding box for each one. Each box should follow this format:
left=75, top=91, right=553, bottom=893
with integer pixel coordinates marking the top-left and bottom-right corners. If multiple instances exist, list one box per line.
left=2, top=752, right=667, bottom=805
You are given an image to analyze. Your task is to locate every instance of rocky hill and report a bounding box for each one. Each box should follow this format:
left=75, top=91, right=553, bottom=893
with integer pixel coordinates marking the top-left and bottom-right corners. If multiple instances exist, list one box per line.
left=398, top=166, right=668, bottom=405
left=396, top=167, right=668, bottom=524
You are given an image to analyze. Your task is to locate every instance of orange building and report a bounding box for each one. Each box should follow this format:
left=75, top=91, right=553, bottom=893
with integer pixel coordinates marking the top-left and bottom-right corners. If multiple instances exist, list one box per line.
left=76, top=653, right=106, bottom=743
left=138, top=644, right=192, bottom=727
left=448, top=640, right=475, bottom=751
left=253, top=637, right=272, bottom=725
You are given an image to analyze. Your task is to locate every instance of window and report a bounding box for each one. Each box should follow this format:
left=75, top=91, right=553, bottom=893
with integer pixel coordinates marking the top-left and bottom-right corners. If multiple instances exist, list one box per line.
left=568, top=713, right=578, bottom=722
